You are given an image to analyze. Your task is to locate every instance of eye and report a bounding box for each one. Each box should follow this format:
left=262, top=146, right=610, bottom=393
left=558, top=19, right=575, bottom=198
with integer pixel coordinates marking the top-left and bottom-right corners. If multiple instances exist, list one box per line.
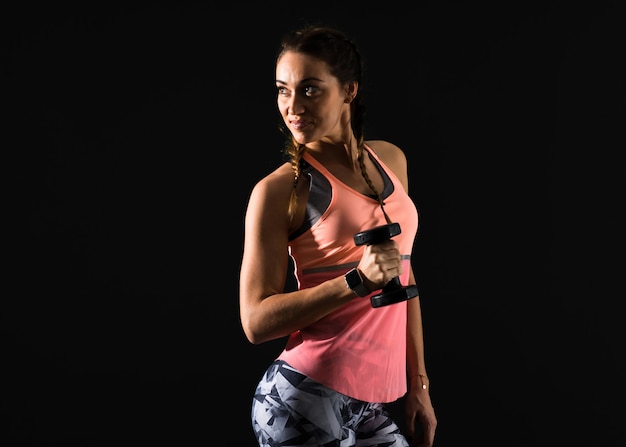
left=277, top=86, right=290, bottom=96
left=304, top=85, right=321, bottom=96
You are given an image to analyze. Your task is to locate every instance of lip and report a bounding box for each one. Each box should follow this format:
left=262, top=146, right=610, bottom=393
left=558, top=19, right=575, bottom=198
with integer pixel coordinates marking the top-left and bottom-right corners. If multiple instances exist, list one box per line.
left=290, top=119, right=311, bottom=130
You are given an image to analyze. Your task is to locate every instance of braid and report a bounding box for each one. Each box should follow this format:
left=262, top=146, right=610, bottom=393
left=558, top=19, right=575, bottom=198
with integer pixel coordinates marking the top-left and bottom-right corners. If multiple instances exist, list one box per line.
left=287, top=139, right=306, bottom=224
left=357, top=147, right=392, bottom=224
left=349, top=54, right=391, bottom=223
left=350, top=81, right=391, bottom=222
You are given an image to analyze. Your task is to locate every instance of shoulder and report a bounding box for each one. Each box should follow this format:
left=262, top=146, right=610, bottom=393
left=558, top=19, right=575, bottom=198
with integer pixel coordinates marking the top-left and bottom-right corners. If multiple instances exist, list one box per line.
left=366, top=140, right=407, bottom=166
left=242, top=162, right=295, bottom=242
left=245, top=160, right=312, bottom=240
left=248, top=162, right=294, bottom=207
left=365, top=139, right=405, bottom=155
left=365, top=140, right=409, bottom=188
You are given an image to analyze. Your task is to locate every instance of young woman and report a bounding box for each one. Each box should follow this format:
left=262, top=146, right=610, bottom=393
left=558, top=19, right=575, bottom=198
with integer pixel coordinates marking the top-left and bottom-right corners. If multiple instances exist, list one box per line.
left=239, top=25, right=437, bottom=447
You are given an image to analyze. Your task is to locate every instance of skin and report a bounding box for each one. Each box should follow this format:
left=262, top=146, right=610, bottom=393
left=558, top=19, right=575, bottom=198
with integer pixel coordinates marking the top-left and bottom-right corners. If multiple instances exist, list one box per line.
left=239, top=50, right=437, bottom=447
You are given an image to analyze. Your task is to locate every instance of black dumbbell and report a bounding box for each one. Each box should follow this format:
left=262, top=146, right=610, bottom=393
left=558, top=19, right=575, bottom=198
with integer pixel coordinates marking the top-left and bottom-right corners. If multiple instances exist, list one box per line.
left=353, top=222, right=418, bottom=308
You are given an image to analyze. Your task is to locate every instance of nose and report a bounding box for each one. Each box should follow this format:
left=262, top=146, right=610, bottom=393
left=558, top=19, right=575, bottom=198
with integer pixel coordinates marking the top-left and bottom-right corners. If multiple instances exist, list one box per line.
left=287, top=93, right=305, bottom=115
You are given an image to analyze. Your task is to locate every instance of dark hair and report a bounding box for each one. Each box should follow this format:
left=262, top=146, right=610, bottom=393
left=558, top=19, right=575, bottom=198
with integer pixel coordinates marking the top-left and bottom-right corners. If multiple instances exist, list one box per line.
left=277, top=26, right=382, bottom=223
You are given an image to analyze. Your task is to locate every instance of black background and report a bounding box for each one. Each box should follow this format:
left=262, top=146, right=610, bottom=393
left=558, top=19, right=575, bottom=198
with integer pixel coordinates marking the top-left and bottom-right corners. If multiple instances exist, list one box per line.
left=3, top=1, right=624, bottom=446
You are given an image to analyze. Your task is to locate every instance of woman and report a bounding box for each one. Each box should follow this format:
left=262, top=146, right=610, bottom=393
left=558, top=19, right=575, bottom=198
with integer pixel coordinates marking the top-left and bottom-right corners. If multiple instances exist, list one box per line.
left=239, top=24, right=437, bottom=447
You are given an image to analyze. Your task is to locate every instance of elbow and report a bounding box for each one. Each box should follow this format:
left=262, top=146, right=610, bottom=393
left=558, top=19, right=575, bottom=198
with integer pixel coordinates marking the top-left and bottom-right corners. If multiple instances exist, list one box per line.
left=241, top=318, right=285, bottom=345
left=244, top=330, right=272, bottom=346
left=240, top=315, right=266, bottom=345
left=240, top=297, right=285, bottom=344
left=242, top=327, right=263, bottom=345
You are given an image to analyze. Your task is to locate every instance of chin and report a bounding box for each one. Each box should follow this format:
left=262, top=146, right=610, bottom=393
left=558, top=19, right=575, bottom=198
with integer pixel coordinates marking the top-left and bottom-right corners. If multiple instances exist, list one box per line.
left=292, top=132, right=314, bottom=145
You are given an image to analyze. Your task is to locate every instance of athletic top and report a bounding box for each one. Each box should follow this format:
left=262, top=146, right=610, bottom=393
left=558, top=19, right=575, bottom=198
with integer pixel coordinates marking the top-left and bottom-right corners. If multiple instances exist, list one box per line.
left=277, top=144, right=419, bottom=403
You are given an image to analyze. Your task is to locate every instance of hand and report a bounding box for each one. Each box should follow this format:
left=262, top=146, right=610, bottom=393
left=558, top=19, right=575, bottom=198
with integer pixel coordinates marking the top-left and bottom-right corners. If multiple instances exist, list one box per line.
left=404, top=388, right=437, bottom=447
left=357, top=240, right=403, bottom=290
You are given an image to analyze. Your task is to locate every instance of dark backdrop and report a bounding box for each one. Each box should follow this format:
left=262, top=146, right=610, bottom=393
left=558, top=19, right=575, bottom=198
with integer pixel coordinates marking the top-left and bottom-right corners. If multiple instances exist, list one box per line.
left=3, top=2, right=624, bottom=446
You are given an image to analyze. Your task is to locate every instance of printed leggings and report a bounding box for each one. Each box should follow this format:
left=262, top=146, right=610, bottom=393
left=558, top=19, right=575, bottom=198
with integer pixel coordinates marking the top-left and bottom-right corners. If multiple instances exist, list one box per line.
left=251, top=360, right=409, bottom=447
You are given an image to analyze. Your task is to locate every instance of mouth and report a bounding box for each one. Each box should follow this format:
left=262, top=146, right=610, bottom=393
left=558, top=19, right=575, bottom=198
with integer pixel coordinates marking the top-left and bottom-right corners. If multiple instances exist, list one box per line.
left=290, top=119, right=311, bottom=131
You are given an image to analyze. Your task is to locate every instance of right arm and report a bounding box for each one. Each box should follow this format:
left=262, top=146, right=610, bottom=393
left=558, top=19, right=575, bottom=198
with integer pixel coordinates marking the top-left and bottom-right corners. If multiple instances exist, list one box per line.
left=238, top=164, right=403, bottom=345
left=239, top=164, right=356, bottom=344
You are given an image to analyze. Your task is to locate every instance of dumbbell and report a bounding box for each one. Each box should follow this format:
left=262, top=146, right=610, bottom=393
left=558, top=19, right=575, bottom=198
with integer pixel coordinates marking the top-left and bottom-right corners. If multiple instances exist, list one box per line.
left=353, top=222, right=419, bottom=308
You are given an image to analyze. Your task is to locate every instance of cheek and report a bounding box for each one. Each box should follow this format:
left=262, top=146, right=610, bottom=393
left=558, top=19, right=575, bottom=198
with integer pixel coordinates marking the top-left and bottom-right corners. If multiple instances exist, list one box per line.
left=277, top=99, right=289, bottom=116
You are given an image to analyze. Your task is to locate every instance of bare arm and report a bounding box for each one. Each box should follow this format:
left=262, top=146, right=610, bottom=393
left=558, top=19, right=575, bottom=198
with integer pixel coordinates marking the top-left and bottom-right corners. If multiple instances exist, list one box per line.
left=405, top=291, right=437, bottom=447
left=368, top=139, right=437, bottom=446
left=239, top=163, right=401, bottom=345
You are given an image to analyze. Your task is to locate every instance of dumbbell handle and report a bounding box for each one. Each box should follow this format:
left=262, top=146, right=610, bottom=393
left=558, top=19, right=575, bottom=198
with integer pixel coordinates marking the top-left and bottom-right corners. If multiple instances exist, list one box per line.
left=353, top=223, right=418, bottom=308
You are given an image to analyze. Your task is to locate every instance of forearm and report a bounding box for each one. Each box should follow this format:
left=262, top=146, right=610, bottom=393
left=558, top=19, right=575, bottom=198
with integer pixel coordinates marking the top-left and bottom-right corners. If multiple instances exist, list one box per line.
left=241, top=275, right=355, bottom=344
left=406, top=296, right=429, bottom=387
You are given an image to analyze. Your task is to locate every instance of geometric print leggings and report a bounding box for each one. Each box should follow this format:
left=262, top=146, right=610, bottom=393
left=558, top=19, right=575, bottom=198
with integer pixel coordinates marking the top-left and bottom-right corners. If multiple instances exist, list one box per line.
left=251, top=360, right=410, bottom=446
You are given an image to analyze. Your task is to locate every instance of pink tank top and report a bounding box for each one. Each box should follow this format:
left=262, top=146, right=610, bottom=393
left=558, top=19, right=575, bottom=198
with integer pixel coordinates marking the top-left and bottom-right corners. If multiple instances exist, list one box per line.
left=277, top=146, right=419, bottom=403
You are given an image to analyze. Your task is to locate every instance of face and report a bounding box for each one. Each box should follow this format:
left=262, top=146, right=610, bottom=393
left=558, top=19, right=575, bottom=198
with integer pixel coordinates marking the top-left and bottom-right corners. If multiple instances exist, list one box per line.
left=275, top=51, right=353, bottom=145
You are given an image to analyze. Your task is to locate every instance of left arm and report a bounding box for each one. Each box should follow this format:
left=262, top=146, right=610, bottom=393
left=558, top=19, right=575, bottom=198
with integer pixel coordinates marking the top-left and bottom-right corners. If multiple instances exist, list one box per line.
left=368, top=139, right=437, bottom=447
left=405, top=291, right=437, bottom=447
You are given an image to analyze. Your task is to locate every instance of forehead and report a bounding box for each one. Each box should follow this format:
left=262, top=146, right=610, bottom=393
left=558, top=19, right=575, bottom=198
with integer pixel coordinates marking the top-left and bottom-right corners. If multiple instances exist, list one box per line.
left=275, top=51, right=335, bottom=84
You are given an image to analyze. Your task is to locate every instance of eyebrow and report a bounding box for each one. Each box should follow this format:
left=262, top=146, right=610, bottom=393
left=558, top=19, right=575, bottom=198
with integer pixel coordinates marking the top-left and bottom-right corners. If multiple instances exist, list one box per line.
left=275, top=77, right=325, bottom=85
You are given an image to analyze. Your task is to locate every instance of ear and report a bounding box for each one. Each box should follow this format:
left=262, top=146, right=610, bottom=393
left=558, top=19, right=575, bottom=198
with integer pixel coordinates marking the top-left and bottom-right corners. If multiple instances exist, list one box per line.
left=344, top=81, right=359, bottom=103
